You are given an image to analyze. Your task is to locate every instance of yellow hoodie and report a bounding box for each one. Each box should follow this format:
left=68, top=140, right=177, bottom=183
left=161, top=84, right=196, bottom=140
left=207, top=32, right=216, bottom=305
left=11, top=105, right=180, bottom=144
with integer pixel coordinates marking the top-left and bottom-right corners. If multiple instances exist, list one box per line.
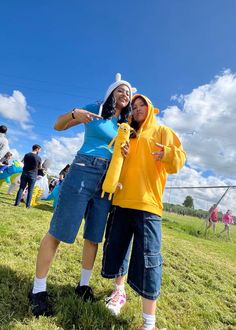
left=112, top=94, right=186, bottom=216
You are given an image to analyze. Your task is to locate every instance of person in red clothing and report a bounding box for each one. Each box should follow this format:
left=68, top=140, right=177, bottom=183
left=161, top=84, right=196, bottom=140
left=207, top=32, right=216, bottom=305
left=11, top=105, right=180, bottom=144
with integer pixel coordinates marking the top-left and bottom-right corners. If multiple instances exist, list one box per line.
left=205, top=204, right=218, bottom=235
left=219, top=210, right=234, bottom=240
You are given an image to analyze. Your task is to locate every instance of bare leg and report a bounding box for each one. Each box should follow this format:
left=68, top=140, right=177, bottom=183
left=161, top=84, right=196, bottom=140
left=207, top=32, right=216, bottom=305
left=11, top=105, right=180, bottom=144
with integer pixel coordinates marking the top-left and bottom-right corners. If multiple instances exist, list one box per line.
left=205, top=220, right=212, bottom=236
left=82, top=239, right=98, bottom=269
left=227, top=226, right=231, bottom=240
left=36, top=233, right=60, bottom=278
left=142, top=297, right=156, bottom=315
left=114, top=275, right=126, bottom=286
left=141, top=298, right=157, bottom=328
left=212, top=222, right=216, bottom=234
left=219, top=226, right=227, bottom=236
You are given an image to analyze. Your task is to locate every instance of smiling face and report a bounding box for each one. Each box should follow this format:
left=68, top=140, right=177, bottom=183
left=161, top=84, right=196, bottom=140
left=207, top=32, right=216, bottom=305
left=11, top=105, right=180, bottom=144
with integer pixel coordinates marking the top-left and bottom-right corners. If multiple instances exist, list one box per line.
left=131, top=97, right=148, bottom=124
left=113, top=84, right=130, bottom=110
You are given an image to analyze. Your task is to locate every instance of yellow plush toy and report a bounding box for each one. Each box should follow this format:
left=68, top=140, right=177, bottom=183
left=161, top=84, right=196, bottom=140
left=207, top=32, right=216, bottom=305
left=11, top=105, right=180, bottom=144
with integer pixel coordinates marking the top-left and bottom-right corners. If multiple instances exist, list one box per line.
left=101, top=122, right=132, bottom=200
left=31, top=186, right=43, bottom=206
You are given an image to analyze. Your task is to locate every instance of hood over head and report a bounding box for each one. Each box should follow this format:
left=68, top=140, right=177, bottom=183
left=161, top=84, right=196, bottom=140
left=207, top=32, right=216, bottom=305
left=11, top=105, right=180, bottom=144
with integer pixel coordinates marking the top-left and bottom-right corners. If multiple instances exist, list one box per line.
left=131, top=94, right=159, bottom=129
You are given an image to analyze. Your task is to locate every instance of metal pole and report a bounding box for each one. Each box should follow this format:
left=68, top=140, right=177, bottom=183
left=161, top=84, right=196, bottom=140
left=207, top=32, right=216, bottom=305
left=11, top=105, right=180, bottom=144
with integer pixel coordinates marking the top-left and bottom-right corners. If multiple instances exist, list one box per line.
left=214, top=187, right=231, bottom=208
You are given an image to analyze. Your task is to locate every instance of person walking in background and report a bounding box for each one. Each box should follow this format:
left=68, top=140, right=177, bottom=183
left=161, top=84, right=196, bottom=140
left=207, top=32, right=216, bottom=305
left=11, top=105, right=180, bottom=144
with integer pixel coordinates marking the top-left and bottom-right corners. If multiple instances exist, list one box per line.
left=205, top=204, right=218, bottom=235
left=29, top=74, right=135, bottom=317
left=219, top=210, right=234, bottom=240
left=102, top=94, right=186, bottom=330
left=0, top=125, right=9, bottom=159
left=14, top=144, right=42, bottom=208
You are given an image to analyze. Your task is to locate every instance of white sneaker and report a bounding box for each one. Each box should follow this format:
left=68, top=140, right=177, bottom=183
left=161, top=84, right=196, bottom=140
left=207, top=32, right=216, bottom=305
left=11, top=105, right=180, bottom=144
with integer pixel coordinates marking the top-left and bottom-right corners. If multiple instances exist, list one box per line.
left=105, top=289, right=126, bottom=316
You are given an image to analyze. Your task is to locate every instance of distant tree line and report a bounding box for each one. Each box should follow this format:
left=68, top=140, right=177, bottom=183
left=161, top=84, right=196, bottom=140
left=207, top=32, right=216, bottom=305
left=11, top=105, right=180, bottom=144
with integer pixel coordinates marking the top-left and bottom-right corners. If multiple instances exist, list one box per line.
left=163, top=202, right=223, bottom=220
left=164, top=195, right=235, bottom=223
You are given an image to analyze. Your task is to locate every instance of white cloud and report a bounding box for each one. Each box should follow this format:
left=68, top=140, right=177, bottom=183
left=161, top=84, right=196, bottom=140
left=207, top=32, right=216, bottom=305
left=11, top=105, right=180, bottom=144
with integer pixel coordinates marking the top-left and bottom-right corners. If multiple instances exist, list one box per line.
left=10, top=148, right=22, bottom=161
left=0, top=90, right=32, bottom=129
left=43, top=132, right=85, bottom=175
left=159, top=70, right=236, bottom=178
left=159, top=70, right=236, bottom=214
left=163, top=166, right=236, bottom=214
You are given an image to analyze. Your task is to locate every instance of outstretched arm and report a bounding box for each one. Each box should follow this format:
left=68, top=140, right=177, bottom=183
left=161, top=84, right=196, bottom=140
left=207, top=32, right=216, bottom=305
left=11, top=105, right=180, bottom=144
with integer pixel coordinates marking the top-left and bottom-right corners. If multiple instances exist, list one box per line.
left=54, top=108, right=102, bottom=131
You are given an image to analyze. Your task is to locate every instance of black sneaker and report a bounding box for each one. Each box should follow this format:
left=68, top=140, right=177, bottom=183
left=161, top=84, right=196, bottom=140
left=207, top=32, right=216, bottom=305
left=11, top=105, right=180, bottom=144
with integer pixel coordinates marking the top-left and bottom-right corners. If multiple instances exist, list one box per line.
left=75, top=284, right=94, bottom=302
left=28, top=291, right=52, bottom=317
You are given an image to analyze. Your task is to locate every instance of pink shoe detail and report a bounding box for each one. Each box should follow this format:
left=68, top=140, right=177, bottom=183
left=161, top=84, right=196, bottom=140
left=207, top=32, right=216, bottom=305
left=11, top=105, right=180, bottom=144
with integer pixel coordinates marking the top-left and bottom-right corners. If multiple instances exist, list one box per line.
left=105, top=289, right=126, bottom=316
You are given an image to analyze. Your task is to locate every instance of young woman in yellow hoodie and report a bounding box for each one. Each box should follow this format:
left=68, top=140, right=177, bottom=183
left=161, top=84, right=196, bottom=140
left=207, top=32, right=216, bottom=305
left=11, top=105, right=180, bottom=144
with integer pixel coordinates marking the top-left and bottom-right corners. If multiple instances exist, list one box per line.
left=102, top=94, right=186, bottom=330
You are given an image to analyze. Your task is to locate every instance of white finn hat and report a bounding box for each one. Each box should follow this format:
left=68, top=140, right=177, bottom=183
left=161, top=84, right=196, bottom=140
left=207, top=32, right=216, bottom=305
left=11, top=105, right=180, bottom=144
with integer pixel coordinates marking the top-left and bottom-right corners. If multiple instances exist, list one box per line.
left=103, top=73, right=136, bottom=104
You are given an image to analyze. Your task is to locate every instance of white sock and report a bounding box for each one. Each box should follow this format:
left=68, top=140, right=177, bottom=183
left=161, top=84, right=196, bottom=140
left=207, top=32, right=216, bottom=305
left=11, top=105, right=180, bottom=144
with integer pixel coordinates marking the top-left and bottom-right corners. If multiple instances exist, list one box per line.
left=32, top=276, right=47, bottom=294
left=80, top=268, right=92, bottom=286
left=142, top=312, right=156, bottom=330
left=114, top=283, right=125, bottom=292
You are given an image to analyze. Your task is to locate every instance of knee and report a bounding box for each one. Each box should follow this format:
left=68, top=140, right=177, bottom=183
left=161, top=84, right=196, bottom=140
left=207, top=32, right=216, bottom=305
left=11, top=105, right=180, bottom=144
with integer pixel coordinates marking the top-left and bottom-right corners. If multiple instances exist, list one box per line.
left=85, top=239, right=98, bottom=248
left=42, top=233, right=60, bottom=249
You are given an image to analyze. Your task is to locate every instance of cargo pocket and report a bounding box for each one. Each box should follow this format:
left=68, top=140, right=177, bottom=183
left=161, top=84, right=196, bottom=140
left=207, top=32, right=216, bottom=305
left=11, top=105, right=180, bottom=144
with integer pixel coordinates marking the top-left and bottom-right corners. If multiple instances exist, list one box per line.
left=144, top=253, right=162, bottom=268
left=143, top=253, right=162, bottom=299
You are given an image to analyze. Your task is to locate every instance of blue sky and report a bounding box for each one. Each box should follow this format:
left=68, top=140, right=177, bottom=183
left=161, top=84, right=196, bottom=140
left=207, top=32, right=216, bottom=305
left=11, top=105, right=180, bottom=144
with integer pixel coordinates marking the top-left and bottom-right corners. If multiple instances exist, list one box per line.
left=1, top=0, right=236, bottom=211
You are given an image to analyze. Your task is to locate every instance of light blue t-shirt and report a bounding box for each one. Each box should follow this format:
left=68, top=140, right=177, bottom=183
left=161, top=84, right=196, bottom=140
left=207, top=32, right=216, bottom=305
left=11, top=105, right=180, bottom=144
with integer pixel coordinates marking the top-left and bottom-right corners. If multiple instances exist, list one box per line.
left=78, top=103, right=118, bottom=160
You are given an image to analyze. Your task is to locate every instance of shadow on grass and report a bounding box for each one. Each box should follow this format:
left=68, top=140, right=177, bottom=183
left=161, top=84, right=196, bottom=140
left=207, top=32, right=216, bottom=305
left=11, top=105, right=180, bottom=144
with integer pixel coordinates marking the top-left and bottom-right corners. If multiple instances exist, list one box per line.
left=0, top=265, right=130, bottom=330
left=0, top=265, right=32, bottom=327
left=33, top=204, right=54, bottom=213
left=0, top=194, right=53, bottom=213
left=0, top=193, right=15, bottom=205
left=54, top=285, right=130, bottom=330
left=0, top=190, right=53, bottom=212
left=0, top=200, right=16, bottom=206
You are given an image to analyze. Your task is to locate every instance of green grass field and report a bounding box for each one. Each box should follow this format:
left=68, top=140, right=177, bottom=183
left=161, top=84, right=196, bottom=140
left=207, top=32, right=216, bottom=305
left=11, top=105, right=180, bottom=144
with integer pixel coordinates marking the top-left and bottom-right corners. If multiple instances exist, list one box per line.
left=0, top=184, right=236, bottom=330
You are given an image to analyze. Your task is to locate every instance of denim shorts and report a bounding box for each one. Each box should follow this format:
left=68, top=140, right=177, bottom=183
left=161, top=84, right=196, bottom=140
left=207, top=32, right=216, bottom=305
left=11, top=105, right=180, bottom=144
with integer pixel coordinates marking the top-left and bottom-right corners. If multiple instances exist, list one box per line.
left=49, top=154, right=111, bottom=244
left=102, top=207, right=162, bottom=300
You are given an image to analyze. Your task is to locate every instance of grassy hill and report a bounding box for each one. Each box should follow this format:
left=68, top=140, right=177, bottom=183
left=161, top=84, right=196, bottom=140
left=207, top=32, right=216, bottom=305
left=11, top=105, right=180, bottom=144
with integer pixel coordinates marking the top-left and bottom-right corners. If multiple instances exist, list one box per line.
left=0, top=184, right=236, bottom=330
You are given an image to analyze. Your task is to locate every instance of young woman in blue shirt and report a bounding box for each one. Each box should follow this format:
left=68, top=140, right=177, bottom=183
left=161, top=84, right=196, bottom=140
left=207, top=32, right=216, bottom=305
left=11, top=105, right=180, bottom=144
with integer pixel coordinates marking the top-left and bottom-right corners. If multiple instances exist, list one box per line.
left=29, top=74, right=134, bottom=317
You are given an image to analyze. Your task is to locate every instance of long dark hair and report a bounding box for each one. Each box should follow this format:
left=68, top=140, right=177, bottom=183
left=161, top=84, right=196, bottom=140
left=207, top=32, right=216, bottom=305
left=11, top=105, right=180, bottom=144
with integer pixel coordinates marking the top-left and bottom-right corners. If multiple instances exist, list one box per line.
left=101, top=94, right=131, bottom=124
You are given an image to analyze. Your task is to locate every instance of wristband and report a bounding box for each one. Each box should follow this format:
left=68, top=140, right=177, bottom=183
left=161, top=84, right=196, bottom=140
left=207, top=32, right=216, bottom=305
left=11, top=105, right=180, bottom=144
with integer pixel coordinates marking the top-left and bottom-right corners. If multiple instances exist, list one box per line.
left=71, top=109, right=76, bottom=119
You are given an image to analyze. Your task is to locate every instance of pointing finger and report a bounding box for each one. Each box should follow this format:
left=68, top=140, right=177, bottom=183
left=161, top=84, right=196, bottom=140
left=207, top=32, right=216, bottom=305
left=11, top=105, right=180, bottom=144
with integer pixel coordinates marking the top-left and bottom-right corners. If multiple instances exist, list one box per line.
left=155, top=142, right=164, bottom=149
left=89, top=112, right=103, bottom=119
